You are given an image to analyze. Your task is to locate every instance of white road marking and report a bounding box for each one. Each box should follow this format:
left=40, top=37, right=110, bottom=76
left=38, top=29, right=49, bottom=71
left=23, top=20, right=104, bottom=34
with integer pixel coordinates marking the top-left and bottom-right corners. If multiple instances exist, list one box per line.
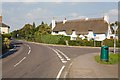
left=56, top=65, right=65, bottom=80
left=63, top=62, right=73, bottom=78
left=24, top=44, right=31, bottom=50
left=52, top=49, right=65, bottom=63
left=28, top=50, right=31, bottom=54
left=64, top=71, right=68, bottom=78
left=50, top=47, right=70, bottom=64
left=28, top=46, right=31, bottom=50
left=61, top=60, right=67, bottom=63
left=24, top=44, right=31, bottom=54
left=56, top=49, right=71, bottom=61
left=14, top=57, right=26, bottom=67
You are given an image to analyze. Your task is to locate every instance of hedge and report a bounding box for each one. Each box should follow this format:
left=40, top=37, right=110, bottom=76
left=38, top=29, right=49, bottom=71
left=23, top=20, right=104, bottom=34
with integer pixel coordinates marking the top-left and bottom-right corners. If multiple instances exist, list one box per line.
left=103, top=39, right=120, bottom=47
left=68, top=39, right=95, bottom=46
left=41, top=35, right=70, bottom=45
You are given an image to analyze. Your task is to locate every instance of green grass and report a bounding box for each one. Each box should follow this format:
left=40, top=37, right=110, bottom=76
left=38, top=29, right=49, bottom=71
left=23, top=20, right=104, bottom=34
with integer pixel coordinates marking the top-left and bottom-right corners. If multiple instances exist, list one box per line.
left=95, top=53, right=120, bottom=64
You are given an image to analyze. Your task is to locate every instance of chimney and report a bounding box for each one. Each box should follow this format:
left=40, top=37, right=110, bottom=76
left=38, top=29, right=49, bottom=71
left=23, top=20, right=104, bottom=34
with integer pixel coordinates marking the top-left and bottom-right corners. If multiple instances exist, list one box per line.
left=0, top=16, right=2, bottom=23
left=52, top=17, right=55, bottom=30
left=104, top=15, right=109, bottom=23
left=63, top=18, right=67, bottom=24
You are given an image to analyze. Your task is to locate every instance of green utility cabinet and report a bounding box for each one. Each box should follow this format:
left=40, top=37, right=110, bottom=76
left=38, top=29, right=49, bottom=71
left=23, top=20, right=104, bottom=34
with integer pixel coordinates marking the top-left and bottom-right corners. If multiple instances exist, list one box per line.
left=100, top=46, right=109, bottom=62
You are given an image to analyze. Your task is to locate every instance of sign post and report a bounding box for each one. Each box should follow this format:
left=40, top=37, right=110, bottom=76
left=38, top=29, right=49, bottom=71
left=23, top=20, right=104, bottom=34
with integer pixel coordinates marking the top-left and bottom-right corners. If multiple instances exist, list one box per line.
left=112, top=24, right=118, bottom=54
left=94, top=34, right=96, bottom=47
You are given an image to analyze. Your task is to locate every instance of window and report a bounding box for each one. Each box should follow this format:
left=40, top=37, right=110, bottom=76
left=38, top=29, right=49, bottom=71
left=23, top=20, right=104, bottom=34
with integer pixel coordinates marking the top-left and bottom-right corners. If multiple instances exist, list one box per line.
left=55, top=31, right=58, bottom=33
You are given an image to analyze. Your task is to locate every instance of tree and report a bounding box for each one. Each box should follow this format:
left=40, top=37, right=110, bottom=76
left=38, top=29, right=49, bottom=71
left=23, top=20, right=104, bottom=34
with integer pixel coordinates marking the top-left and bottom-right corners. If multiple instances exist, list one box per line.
left=3, top=37, right=10, bottom=49
left=38, top=23, right=51, bottom=35
left=33, top=22, right=36, bottom=28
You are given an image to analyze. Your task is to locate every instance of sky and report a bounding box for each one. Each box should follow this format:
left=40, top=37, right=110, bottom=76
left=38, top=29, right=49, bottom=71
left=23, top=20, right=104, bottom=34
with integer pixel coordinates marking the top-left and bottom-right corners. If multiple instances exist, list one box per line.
left=1, top=1, right=119, bottom=32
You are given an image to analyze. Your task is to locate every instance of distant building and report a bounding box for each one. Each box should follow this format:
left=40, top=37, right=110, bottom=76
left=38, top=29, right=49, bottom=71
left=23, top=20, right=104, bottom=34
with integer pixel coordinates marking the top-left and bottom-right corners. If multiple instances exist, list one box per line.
left=0, top=16, right=10, bottom=34
left=51, top=16, right=112, bottom=41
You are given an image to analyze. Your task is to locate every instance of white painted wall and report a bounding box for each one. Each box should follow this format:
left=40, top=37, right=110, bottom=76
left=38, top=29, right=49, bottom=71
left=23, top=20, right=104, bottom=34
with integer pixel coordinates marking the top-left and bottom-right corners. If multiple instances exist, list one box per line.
left=94, top=34, right=106, bottom=41
left=87, top=31, right=94, bottom=41
left=79, top=34, right=85, bottom=40
left=51, top=32, right=58, bottom=35
left=70, top=31, right=77, bottom=40
left=0, top=27, right=9, bottom=34
left=58, top=31, right=67, bottom=36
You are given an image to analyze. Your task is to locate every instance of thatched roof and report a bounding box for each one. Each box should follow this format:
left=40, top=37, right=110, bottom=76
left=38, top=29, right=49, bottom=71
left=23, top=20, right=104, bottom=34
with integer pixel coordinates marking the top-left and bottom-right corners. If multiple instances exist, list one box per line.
left=53, top=18, right=108, bottom=35
left=0, top=16, right=10, bottom=28
left=0, top=22, right=10, bottom=28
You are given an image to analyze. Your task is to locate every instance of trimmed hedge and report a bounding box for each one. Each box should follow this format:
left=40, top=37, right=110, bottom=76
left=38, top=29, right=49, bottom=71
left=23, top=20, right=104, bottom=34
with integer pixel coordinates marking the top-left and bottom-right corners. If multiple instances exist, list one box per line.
left=68, top=39, right=95, bottom=46
left=41, top=35, right=70, bottom=45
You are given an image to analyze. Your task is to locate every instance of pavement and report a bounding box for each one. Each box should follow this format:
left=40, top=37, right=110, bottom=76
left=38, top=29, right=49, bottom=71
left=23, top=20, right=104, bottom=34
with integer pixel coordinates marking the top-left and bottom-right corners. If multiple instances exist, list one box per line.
left=68, top=53, right=119, bottom=78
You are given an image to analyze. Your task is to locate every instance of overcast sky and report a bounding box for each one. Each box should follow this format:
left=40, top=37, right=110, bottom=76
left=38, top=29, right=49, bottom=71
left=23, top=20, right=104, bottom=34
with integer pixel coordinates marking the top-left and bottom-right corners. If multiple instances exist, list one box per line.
left=1, top=1, right=119, bottom=32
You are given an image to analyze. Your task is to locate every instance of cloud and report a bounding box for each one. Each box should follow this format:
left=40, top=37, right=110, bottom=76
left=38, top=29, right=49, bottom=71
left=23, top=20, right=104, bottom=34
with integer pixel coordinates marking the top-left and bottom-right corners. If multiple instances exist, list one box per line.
left=105, top=9, right=118, bottom=16
left=70, top=13, right=78, bottom=17
left=68, top=12, right=86, bottom=20
left=26, top=8, right=52, bottom=20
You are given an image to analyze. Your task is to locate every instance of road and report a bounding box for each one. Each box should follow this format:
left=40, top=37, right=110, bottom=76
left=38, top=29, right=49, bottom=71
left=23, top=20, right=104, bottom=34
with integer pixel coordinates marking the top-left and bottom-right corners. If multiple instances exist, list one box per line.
left=2, top=40, right=101, bottom=79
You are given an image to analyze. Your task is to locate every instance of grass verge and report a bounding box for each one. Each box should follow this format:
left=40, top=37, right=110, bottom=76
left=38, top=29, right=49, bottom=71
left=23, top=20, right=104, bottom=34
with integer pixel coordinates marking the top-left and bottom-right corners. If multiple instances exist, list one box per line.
left=95, top=53, right=120, bottom=64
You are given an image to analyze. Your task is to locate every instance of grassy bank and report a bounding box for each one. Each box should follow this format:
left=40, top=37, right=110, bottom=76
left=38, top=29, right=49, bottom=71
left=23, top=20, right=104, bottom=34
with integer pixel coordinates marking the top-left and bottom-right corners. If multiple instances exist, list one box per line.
left=95, top=53, right=120, bottom=64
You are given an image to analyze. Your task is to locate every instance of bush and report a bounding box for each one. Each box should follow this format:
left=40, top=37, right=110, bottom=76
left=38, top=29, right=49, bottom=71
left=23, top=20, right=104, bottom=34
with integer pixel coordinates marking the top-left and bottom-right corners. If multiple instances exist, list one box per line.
left=68, top=39, right=94, bottom=46
left=41, top=35, right=70, bottom=45
left=2, top=33, right=11, bottom=39
left=103, top=38, right=119, bottom=47
left=103, top=39, right=114, bottom=47
left=58, top=36, right=70, bottom=45
left=68, top=40, right=81, bottom=46
left=95, top=41, right=102, bottom=47
left=3, top=38, right=11, bottom=49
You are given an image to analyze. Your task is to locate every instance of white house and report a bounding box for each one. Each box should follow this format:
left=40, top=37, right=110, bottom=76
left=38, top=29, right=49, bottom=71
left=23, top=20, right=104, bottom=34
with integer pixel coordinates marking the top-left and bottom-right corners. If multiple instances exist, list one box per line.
left=51, top=16, right=112, bottom=41
left=0, top=16, right=10, bottom=34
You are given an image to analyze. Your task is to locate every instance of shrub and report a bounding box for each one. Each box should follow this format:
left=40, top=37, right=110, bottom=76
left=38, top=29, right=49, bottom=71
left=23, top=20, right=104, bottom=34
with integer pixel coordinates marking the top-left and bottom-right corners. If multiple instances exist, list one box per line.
left=95, top=41, right=102, bottom=47
left=41, top=35, right=70, bottom=44
left=3, top=38, right=11, bottom=49
left=2, top=33, right=11, bottom=39
left=103, top=39, right=114, bottom=47
left=103, top=38, right=119, bottom=47
left=68, top=40, right=82, bottom=46
left=58, top=36, right=70, bottom=45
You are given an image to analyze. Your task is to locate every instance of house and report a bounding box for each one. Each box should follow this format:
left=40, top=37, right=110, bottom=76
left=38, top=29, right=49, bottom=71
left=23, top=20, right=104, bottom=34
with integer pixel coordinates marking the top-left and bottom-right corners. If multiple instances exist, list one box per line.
left=51, top=16, right=112, bottom=41
left=0, top=16, right=10, bottom=34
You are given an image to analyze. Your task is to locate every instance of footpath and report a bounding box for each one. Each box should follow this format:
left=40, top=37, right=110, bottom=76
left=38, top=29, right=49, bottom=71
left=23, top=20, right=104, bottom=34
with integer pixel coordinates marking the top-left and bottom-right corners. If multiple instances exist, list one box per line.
left=68, top=53, right=119, bottom=79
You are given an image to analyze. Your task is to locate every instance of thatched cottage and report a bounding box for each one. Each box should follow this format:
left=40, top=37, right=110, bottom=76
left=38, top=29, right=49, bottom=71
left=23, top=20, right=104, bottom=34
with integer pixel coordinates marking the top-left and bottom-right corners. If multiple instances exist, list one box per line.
left=51, top=16, right=112, bottom=41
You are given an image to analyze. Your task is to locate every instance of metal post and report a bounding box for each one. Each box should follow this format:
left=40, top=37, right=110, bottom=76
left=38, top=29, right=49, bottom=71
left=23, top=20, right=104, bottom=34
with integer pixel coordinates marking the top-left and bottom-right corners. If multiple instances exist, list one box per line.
left=113, top=30, right=116, bottom=54
left=112, top=25, right=118, bottom=54
left=94, top=39, right=95, bottom=47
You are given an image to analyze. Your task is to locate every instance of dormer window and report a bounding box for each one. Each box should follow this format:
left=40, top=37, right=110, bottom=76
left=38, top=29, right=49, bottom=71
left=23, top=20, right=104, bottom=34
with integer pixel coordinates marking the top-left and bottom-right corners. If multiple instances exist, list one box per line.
left=55, top=31, right=58, bottom=33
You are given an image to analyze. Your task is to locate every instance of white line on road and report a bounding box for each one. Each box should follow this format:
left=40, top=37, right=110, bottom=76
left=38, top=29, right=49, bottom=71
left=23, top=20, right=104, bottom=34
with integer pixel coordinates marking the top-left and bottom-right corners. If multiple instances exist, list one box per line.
left=28, top=49, right=31, bottom=54
left=56, top=65, right=65, bottom=80
left=52, top=49, right=67, bottom=63
left=56, top=49, right=71, bottom=61
left=24, top=44, right=31, bottom=50
left=63, top=62, right=73, bottom=78
left=24, top=44, right=31, bottom=54
left=14, top=57, right=26, bottom=67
